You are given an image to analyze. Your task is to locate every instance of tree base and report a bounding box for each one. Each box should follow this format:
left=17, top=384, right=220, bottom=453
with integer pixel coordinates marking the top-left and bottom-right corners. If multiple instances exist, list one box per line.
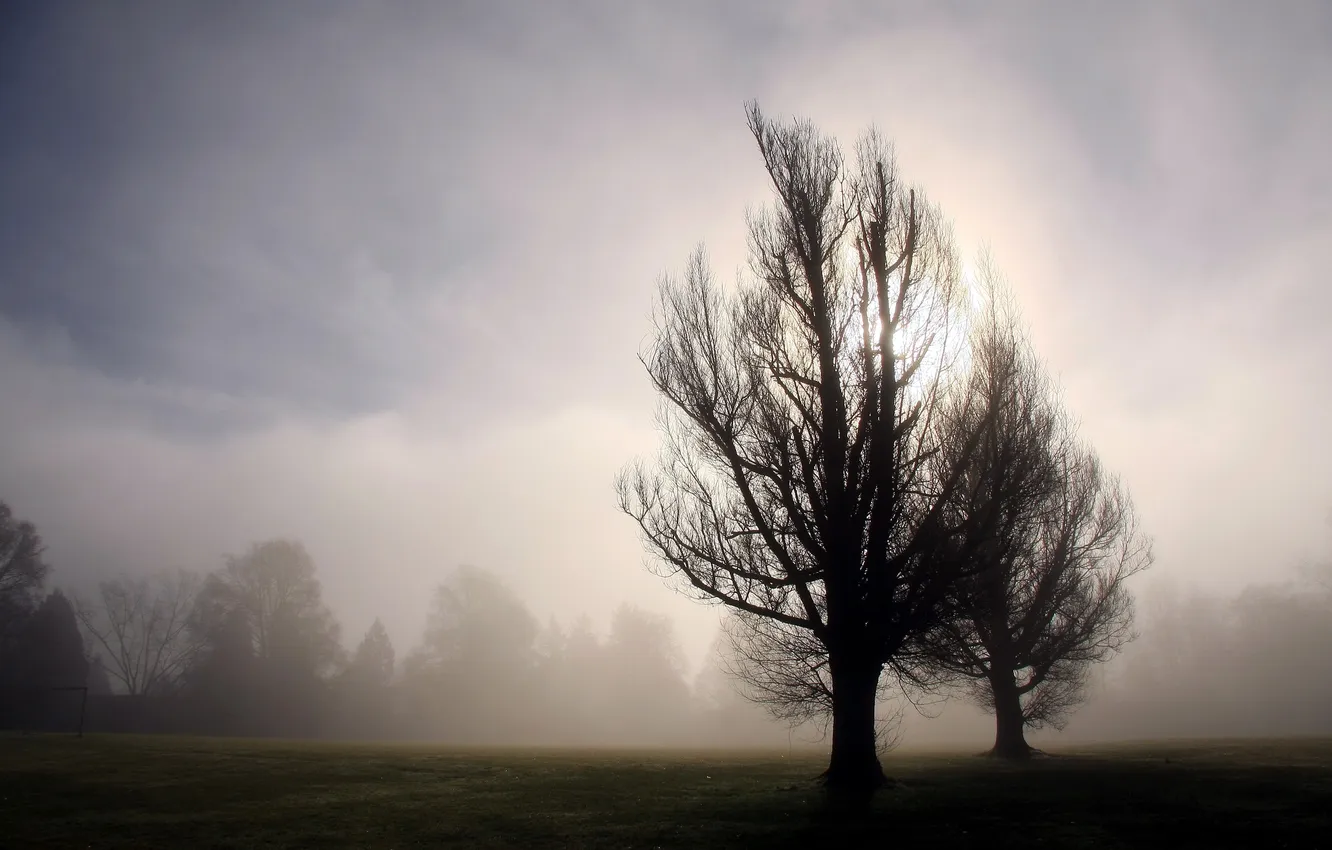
left=818, top=764, right=893, bottom=788
left=986, top=740, right=1041, bottom=760
left=818, top=761, right=894, bottom=811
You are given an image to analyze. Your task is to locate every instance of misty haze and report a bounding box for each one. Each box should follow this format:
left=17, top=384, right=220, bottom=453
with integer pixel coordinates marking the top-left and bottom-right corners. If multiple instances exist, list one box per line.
left=2, top=2, right=1330, bottom=847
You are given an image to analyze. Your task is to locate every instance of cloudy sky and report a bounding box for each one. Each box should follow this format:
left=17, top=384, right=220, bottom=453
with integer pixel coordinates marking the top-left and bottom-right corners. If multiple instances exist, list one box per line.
left=2, top=1, right=1329, bottom=666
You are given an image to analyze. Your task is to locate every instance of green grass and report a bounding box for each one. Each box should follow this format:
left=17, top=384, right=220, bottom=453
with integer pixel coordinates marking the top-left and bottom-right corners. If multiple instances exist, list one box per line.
left=2, top=734, right=1330, bottom=848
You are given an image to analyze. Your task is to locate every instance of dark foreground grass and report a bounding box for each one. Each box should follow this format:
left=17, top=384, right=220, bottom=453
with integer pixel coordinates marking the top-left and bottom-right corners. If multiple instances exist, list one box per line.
left=2, top=734, right=1330, bottom=849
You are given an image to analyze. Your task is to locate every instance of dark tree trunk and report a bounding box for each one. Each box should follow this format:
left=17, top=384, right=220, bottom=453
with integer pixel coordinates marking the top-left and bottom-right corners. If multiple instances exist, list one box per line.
left=989, top=675, right=1032, bottom=759
left=823, top=660, right=887, bottom=798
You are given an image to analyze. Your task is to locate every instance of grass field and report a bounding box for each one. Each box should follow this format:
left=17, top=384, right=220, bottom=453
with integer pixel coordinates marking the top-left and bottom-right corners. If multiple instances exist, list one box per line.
left=2, top=735, right=1330, bottom=848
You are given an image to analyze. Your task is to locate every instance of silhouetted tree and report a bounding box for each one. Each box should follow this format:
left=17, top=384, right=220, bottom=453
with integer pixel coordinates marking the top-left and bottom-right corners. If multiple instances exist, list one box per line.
left=0, top=590, right=91, bottom=731
left=197, top=540, right=343, bottom=675
left=333, top=618, right=397, bottom=738
left=0, top=500, right=48, bottom=642
left=923, top=271, right=1151, bottom=757
left=13, top=590, right=89, bottom=688
left=619, top=104, right=992, bottom=795
left=403, top=567, right=537, bottom=741
left=188, top=539, right=343, bottom=735
left=182, top=605, right=259, bottom=735
left=347, top=619, right=395, bottom=689
left=74, top=569, right=204, bottom=695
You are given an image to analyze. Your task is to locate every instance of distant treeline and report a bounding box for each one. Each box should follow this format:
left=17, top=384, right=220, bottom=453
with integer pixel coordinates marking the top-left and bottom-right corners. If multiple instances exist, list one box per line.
left=0, top=526, right=791, bottom=746
left=1066, top=576, right=1332, bottom=741
left=3, top=498, right=1330, bottom=745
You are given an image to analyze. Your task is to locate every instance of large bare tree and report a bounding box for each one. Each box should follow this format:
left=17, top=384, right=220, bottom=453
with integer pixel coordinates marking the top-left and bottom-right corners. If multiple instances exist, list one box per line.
left=618, top=104, right=994, bottom=794
left=924, top=269, right=1152, bottom=757
left=74, top=569, right=205, bottom=696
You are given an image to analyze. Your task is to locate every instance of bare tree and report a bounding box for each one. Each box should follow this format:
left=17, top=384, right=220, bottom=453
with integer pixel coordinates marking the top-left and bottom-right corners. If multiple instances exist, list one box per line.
left=618, top=103, right=994, bottom=795
left=74, top=569, right=204, bottom=696
left=0, top=500, right=49, bottom=640
left=924, top=268, right=1152, bottom=757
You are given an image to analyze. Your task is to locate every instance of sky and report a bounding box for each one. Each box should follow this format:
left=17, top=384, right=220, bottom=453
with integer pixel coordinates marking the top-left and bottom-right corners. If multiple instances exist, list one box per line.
left=2, top=0, right=1330, bottom=670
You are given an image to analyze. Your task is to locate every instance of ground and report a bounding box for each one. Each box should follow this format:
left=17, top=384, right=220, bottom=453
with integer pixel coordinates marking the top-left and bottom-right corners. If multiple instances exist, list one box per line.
left=1, top=735, right=1329, bottom=848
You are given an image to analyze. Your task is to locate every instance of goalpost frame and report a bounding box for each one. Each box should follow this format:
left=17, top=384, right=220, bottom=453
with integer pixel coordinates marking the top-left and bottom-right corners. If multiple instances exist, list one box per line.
left=47, top=686, right=89, bottom=737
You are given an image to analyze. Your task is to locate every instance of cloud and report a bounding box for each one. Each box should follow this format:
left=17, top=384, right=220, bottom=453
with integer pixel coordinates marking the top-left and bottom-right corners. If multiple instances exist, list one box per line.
left=1, top=0, right=1329, bottom=672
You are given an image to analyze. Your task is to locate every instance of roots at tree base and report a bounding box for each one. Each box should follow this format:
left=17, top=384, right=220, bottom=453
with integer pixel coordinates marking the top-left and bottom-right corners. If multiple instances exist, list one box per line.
left=987, top=737, right=1038, bottom=760
left=819, top=759, right=895, bottom=796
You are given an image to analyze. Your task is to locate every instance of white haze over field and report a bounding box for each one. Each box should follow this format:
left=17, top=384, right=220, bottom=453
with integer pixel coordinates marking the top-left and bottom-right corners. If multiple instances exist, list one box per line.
left=2, top=2, right=1330, bottom=739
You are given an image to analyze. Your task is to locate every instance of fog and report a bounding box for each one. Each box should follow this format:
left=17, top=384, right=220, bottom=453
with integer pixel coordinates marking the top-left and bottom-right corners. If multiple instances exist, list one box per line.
left=2, top=2, right=1330, bottom=747
left=895, top=565, right=1332, bottom=749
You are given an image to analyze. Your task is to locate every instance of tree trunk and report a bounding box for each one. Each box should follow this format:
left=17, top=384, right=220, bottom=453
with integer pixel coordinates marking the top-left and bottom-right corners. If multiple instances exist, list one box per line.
left=989, top=675, right=1032, bottom=759
left=823, top=660, right=887, bottom=798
